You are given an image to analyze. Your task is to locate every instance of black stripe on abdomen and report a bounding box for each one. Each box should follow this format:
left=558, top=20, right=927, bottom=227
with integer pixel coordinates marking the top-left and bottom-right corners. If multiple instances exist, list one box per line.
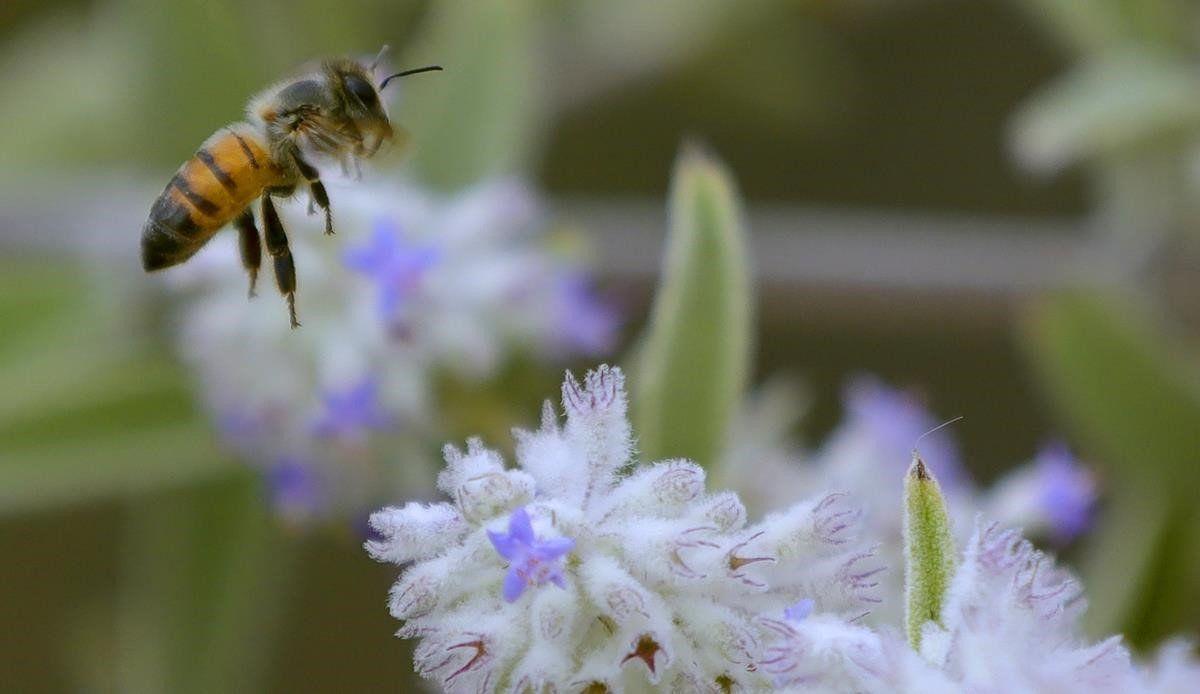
left=232, top=132, right=261, bottom=169
left=170, top=173, right=220, bottom=216
left=196, top=148, right=238, bottom=193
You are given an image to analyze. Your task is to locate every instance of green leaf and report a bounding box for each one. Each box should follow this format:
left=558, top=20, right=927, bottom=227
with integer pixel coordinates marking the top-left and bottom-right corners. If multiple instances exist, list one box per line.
left=1015, top=0, right=1192, bottom=56
left=903, top=454, right=957, bottom=651
left=1021, top=292, right=1200, bottom=643
left=1010, top=51, right=1200, bottom=174
left=633, top=145, right=752, bottom=468
left=1022, top=293, right=1200, bottom=500
left=398, top=0, right=539, bottom=189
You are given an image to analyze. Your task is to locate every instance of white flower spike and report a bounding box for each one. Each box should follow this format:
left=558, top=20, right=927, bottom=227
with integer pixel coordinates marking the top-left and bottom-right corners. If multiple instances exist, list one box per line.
left=167, top=177, right=618, bottom=523
left=366, top=365, right=882, bottom=692
left=761, top=517, right=1200, bottom=692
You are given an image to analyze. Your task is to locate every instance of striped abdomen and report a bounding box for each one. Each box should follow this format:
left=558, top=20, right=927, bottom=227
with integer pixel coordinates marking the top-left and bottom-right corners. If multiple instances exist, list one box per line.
left=141, top=126, right=285, bottom=271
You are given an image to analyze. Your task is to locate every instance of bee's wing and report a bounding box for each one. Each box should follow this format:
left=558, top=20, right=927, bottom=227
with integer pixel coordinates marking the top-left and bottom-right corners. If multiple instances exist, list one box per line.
left=391, top=123, right=410, bottom=154
left=293, top=113, right=362, bottom=157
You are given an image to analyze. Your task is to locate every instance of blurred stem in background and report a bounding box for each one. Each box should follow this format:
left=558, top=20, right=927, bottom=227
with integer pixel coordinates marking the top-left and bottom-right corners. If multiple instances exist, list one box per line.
left=399, top=0, right=540, bottom=189
left=116, top=475, right=295, bottom=694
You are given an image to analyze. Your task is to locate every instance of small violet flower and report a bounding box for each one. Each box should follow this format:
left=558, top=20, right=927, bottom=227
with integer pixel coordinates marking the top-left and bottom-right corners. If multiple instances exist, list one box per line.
left=345, top=218, right=440, bottom=322
left=1033, top=441, right=1097, bottom=542
left=984, top=439, right=1099, bottom=545
left=840, top=375, right=963, bottom=487
left=267, top=457, right=323, bottom=520
left=549, top=274, right=620, bottom=357
left=310, top=377, right=392, bottom=442
left=784, top=598, right=815, bottom=622
left=487, top=507, right=575, bottom=602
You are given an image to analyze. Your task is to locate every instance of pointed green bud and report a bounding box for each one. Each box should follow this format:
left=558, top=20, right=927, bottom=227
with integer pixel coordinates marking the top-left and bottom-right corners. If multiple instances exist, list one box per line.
left=904, top=452, right=957, bottom=651
left=632, top=143, right=752, bottom=470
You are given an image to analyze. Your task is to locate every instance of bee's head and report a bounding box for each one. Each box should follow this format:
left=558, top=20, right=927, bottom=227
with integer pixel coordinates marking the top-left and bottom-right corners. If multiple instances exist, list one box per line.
left=329, top=51, right=441, bottom=159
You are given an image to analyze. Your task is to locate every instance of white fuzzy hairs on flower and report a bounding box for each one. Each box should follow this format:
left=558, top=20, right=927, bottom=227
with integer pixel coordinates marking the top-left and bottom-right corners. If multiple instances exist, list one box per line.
left=366, top=365, right=882, bottom=692
left=762, top=519, right=1200, bottom=693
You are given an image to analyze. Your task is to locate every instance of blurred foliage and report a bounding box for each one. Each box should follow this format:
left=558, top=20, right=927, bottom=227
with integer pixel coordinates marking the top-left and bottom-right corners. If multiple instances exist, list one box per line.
left=401, top=0, right=540, bottom=189
left=3, top=0, right=1200, bottom=690
left=114, top=475, right=291, bottom=694
left=1022, top=293, right=1200, bottom=647
left=1013, top=0, right=1200, bottom=241
left=0, top=258, right=232, bottom=513
left=634, top=145, right=752, bottom=469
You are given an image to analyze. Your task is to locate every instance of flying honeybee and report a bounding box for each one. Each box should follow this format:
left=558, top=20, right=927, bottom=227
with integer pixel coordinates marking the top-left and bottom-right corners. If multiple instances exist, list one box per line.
left=140, top=47, right=441, bottom=327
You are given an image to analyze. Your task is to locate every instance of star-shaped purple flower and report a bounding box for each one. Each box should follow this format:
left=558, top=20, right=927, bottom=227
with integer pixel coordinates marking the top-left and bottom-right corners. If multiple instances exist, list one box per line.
left=1033, top=440, right=1097, bottom=543
left=551, top=274, right=620, bottom=357
left=266, top=457, right=323, bottom=517
left=487, top=507, right=575, bottom=603
left=783, top=598, right=815, bottom=622
left=310, top=377, right=392, bottom=441
left=344, top=218, right=440, bottom=321
left=843, top=375, right=965, bottom=489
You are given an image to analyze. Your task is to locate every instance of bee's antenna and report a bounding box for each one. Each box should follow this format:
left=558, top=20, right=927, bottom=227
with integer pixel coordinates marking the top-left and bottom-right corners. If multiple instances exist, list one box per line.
left=370, top=44, right=391, bottom=71
left=913, top=416, right=964, bottom=454
left=379, top=65, right=443, bottom=90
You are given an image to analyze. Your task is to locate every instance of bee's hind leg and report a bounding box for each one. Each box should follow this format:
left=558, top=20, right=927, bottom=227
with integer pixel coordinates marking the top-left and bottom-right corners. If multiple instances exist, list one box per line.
left=291, top=151, right=334, bottom=236
left=261, top=195, right=300, bottom=328
left=234, top=208, right=262, bottom=298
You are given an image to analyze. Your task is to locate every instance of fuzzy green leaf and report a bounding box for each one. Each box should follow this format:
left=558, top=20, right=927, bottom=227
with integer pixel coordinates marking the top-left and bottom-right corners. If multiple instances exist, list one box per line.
left=904, top=454, right=957, bottom=651
left=398, top=0, right=539, bottom=189
left=1011, top=52, right=1200, bottom=174
left=1014, top=0, right=1191, bottom=56
left=633, top=145, right=752, bottom=469
left=1021, top=292, right=1200, bottom=644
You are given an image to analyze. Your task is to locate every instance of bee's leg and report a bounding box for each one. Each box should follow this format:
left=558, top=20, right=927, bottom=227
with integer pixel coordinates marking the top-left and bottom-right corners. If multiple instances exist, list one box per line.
left=261, top=195, right=300, bottom=328
left=234, top=208, right=262, bottom=298
left=292, top=152, right=334, bottom=236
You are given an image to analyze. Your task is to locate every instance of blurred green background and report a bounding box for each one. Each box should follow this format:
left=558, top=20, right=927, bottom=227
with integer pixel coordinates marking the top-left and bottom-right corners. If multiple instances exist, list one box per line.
left=2, top=0, right=1199, bottom=691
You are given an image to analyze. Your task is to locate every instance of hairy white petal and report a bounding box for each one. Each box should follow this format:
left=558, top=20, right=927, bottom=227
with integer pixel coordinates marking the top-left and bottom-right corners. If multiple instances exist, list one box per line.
left=365, top=502, right=466, bottom=564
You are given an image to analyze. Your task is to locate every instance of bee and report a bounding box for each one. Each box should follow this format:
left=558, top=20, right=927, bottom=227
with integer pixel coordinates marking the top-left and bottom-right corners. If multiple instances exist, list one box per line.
left=140, top=47, right=441, bottom=327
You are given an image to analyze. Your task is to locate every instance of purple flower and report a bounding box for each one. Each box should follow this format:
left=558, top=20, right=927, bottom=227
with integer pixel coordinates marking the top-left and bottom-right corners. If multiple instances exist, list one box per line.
left=551, top=274, right=620, bottom=357
left=267, top=457, right=323, bottom=516
left=843, top=375, right=965, bottom=489
left=784, top=598, right=815, bottom=622
left=310, top=377, right=392, bottom=441
left=487, top=507, right=575, bottom=602
left=216, top=407, right=264, bottom=451
left=1033, top=441, right=1097, bottom=543
left=345, top=218, right=440, bottom=321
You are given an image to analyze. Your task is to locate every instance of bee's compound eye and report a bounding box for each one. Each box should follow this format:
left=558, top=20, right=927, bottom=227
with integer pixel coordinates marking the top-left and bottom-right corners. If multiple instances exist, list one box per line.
left=345, top=74, right=377, bottom=107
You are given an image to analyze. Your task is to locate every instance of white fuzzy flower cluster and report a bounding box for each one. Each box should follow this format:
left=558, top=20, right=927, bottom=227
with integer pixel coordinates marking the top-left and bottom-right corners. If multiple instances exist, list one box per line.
left=167, top=177, right=617, bottom=521
left=366, top=365, right=883, bottom=692
left=724, top=375, right=1097, bottom=623
left=763, top=519, right=1200, bottom=693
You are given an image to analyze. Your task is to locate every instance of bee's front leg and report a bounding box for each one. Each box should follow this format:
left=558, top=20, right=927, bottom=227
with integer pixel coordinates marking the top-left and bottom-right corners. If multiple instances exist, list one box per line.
left=291, top=151, right=334, bottom=236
